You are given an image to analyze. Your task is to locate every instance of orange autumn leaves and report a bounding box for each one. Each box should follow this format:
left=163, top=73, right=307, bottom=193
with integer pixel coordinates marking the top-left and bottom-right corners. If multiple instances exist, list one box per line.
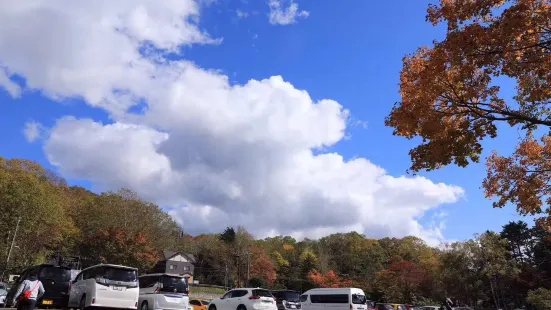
left=485, top=136, right=551, bottom=226
left=386, top=0, right=551, bottom=226
left=307, top=270, right=358, bottom=288
left=83, top=227, right=160, bottom=272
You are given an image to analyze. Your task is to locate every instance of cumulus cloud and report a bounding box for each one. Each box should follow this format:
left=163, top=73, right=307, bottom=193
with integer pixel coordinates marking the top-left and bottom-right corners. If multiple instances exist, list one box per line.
left=23, top=120, right=44, bottom=143
left=268, top=0, right=309, bottom=25
left=0, top=0, right=463, bottom=244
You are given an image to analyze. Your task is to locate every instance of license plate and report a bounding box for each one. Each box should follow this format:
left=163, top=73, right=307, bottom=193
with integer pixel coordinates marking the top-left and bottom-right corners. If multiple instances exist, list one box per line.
left=112, top=286, right=124, bottom=291
left=165, top=297, right=181, bottom=303
left=290, top=306, right=296, bottom=309
left=42, top=300, right=53, bottom=305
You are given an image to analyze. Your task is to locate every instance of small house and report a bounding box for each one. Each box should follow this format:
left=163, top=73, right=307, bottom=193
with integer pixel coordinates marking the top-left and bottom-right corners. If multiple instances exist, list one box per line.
left=151, top=251, right=196, bottom=283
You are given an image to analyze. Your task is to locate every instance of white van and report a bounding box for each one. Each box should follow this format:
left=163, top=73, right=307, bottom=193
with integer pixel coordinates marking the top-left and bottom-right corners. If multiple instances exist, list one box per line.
left=138, top=274, right=191, bottom=310
left=68, top=264, right=139, bottom=310
left=300, top=288, right=368, bottom=310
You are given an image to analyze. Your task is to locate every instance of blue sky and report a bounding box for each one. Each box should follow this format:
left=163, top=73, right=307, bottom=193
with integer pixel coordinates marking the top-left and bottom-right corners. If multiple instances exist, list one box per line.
left=0, top=0, right=528, bottom=242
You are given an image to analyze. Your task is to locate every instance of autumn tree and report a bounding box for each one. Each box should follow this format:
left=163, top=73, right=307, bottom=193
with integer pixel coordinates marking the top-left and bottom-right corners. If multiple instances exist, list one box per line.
left=0, top=158, right=76, bottom=275
left=308, top=269, right=358, bottom=288
left=385, top=0, right=551, bottom=226
left=249, top=246, right=277, bottom=286
left=81, top=227, right=159, bottom=272
left=375, top=261, right=428, bottom=303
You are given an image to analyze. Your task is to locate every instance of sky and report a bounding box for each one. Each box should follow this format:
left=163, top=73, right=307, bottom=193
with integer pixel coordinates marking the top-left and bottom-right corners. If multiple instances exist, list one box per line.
left=0, top=0, right=529, bottom=245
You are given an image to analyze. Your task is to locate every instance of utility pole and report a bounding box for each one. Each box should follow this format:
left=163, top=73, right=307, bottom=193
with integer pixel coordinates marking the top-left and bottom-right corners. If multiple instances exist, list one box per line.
left=1, top=217, right=21, bottom=281
left=224, top=263, right=228, bottom=290
left=246, top=250, right=251, bottom=287
left=236, top=254, right=241, bottom=288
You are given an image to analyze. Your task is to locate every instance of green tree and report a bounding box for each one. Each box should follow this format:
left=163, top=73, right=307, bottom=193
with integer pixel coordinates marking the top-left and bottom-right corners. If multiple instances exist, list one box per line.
left=528, top=288, right=551, bottom=310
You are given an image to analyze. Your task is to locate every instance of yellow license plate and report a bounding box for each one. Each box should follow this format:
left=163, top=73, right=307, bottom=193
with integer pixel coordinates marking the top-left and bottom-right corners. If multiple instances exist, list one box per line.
left=42, top=300, right=53, bottom=305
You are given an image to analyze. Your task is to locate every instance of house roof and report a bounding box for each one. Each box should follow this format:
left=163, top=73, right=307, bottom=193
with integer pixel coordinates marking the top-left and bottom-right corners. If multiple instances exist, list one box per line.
left=163, top=250, right=196, bottom=263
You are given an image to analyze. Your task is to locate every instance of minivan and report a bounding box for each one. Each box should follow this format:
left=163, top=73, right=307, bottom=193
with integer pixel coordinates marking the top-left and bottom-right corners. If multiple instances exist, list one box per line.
left=300, top=288, right=368, bottom=310
left=138, top=273, right=190, bottom=310
left=5, top=264, right=79, bottom=308
left=68, top=264, right=139, bottom=310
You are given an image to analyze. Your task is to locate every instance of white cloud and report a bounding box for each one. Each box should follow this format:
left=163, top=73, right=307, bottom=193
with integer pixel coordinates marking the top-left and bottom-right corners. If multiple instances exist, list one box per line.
left=0, top=66, right=21, bottom=97
left=1, top=0, right=463, bottom=245
left=23, top=120, right=43, bottom=143
left=268, top=0, right=309, bottom=25
left=236, top=10, right=249, bottom=19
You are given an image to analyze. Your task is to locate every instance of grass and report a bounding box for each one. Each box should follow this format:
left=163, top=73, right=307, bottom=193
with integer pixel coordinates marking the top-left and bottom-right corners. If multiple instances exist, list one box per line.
left=190, top=286, right=226, bottom=295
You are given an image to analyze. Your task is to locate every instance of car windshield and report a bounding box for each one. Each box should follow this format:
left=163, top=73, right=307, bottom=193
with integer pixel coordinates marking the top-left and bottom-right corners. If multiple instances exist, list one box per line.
left=39, top=266, right=72, bottom=282
left=253, top=289, right=273, bottom=298
left=0, top=288, right=7, bottom=296
left=283, top=292, right=300, bottom=302
left=352, top=294, right=367, bottom=304
left=161, top=276, right=188, bottom=293
left=101, top=267, right=137, bottom=282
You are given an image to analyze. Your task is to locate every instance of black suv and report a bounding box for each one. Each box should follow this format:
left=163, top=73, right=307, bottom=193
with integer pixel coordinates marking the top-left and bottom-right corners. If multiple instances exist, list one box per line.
left=271, top=290, right=301, bottom=310
left=5, top=264, right=79, bottom=308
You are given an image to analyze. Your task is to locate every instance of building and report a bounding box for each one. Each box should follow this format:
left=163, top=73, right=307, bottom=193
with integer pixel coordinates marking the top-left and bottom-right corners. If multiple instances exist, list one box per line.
left=151, top=251, right=196, bottom=283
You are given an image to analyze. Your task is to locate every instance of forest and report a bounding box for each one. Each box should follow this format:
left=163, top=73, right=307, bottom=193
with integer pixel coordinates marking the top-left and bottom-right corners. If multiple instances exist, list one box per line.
left=1, top=157, right=551, bottom=309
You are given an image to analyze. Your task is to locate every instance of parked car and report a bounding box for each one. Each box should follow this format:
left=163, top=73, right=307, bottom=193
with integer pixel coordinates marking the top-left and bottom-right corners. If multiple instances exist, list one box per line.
left=138, top=273, right=190, bottom=310
left=270, top=290, right=301, bottom=309
left=300, top=288, right=368, bottom=310
left=208, top=288, right=277, bottom=310
left=419, top=306, right=440, bottom=310
left=377, top=304, right=403, bottom=310
left=367, top=300, right=376, bottom=310
left=5, top=264, right=79, bottom=308
left=0, top=286, right=7, bottom=307
left=68, top=264, right=139, bottom=310
left=189, top=299, right=210, bottom=310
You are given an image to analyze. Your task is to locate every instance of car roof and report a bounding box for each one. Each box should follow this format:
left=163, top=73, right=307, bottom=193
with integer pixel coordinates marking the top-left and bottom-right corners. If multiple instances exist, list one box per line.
left=82, top=263, right=137, bottom=271
left=139, top=273, right=187, bottom=278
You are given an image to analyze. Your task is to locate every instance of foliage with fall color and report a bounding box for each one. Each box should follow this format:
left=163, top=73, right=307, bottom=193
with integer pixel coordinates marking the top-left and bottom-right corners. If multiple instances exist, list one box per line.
left=308, top=270, right=358, bottom=288
left=2, top=157, right=551, bottom=309
left=385, top=0, right=551, bottom=227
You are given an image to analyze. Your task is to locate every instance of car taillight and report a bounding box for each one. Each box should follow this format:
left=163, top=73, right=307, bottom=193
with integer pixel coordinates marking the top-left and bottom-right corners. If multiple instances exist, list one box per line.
left=92, top=298, right=96, bottom=304
left=154, top=287, right=160, bottom=294
left=350, top=304, right=353, bottom=310
left=135, top=302, right=138, bottom=308
left=249, top=296, right=260, bottom=300
left=68, top=283, right=72, bottom=292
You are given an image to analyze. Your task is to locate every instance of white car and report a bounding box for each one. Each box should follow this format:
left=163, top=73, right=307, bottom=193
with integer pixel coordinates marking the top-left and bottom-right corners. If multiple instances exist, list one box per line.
left=138, top=274, right=190, bottom=310
left=68, top=264, right=139, bottom=310
left=208, top=288, right=277, bottom=310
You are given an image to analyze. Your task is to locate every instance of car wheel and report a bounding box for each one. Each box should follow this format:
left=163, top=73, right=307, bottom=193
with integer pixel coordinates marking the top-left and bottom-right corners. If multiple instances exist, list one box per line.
left=141, top=301, right=149, bottom=310
left=79, top=296, right=86, bottom=310
left=208, top=305, right=217, bottom=310
left=237, top=305, right=247, bottom=310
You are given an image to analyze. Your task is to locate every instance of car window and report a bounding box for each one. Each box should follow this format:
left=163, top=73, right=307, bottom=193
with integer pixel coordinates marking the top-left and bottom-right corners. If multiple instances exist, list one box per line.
left=253, top=289, right=273, bottom=298
left=231, top=290, right=248, bottom=298
left=100, top=267, right=137, bottom=282
left=139, top=276, right=158, bottom=288
left=39, top=266, right=72, bottom=282
left=352, top=294, right=367, bottom=304
left=283, top=291, right=300, bottom=301
left=222, top=291, right=233, bottom=299
left=160, top=276, right=188, bottom=293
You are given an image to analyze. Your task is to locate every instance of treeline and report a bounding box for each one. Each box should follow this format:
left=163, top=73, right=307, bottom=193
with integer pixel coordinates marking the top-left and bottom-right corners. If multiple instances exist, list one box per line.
left=0, top=158, right=185, bottom=274
left=2, top=157, right=551, bottom=308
